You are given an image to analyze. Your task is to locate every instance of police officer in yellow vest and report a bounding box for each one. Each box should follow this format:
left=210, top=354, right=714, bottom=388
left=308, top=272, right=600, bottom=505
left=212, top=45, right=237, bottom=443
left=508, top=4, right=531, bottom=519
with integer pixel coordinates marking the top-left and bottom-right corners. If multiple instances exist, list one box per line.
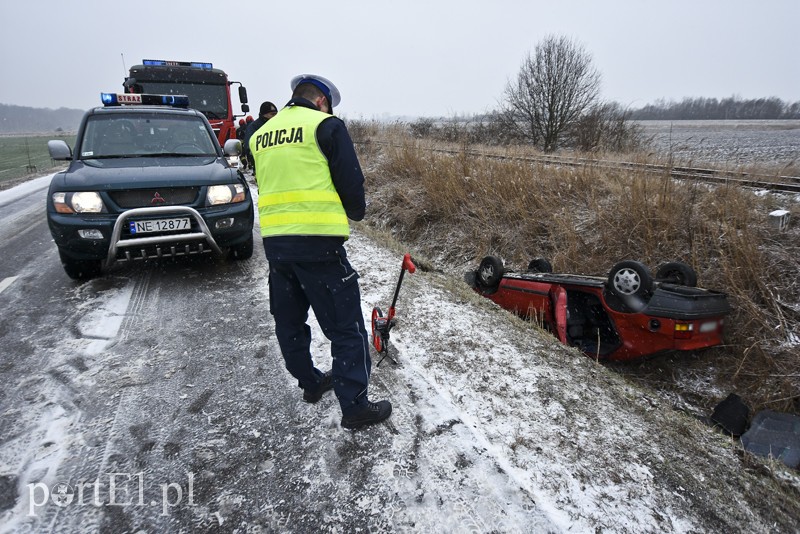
left=249, top=74, right=392, bottom=430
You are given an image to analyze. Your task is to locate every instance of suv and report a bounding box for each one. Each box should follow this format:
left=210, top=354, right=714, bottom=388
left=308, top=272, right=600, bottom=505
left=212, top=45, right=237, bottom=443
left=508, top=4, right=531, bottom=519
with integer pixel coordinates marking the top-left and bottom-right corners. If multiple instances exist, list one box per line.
left=47, top=93, right=255, bottom=279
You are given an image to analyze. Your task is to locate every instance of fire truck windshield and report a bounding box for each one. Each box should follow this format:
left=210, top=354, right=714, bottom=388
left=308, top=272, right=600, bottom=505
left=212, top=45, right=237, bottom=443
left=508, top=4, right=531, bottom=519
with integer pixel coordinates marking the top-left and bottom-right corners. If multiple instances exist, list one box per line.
left=134, top=82, right=228, bottom=119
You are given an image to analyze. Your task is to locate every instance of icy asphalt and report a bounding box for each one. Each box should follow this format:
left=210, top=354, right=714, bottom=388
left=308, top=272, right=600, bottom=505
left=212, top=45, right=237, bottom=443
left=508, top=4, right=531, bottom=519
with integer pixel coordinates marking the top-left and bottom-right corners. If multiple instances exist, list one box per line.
left=0, top=175, right=798, bottom=533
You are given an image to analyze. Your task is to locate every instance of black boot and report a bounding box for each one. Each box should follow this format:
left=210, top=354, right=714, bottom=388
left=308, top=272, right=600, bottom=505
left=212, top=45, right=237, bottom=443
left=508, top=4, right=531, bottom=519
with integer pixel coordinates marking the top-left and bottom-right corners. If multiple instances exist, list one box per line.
left=341, top=400, right=392, bottom=429
left=303, top=371, right=333, bottom=403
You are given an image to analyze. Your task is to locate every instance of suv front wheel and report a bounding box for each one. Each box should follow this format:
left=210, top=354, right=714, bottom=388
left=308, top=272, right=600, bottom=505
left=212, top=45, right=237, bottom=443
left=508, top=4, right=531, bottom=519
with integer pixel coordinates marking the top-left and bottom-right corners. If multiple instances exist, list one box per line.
left=229, top=234, right=254, bottom=260
left=58, top=249, right=102, bottom=280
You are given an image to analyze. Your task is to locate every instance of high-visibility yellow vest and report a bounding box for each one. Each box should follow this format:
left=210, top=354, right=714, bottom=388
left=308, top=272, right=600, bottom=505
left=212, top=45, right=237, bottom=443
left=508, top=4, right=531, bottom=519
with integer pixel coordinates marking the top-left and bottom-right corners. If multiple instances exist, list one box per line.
left=250, top=106, right=349, bottom=238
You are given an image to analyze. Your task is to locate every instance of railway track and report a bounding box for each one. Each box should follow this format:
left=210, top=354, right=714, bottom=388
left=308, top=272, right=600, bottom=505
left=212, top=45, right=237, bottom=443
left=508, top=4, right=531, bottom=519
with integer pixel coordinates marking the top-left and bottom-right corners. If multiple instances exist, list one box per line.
left=360, top=140, right=800, bottom=194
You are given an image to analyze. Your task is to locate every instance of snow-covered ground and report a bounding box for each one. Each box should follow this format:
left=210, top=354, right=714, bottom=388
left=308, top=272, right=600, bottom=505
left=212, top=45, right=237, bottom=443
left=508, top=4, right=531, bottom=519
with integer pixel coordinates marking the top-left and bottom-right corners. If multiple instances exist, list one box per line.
left=0, top=177, right=798, bottom=532
left=342, top=228, right=800, bottom=532
left=635, top=119, right=800, bottom=166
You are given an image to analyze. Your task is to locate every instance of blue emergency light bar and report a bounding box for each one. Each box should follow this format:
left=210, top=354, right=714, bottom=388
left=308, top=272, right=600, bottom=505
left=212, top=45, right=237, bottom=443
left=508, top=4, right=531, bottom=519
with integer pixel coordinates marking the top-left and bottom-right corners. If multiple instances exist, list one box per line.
left=101, top=93, right=190, bottom=108
left=142, top=59, right=213, bottom=69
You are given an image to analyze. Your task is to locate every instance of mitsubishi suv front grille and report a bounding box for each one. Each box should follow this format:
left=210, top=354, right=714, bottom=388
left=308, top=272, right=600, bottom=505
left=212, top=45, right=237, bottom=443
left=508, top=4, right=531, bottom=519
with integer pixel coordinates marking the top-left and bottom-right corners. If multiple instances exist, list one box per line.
left=109, top=187, right=200, bottom=208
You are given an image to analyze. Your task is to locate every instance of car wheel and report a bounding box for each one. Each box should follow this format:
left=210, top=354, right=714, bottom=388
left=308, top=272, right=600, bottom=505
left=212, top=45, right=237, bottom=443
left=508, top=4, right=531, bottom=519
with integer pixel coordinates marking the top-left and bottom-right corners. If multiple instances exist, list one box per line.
left=527, top=258, right=553, bottom=273
left=655, top=262, right=697, bottom=287
left=476, top=256, right=504, bottom=289
left=58, top=250, right=101, bottom=280
left=607, top=260, right=652, bottom=298
left=371, top=307, right=384, bottom=353
left=230, top=234, right=254, bottom=260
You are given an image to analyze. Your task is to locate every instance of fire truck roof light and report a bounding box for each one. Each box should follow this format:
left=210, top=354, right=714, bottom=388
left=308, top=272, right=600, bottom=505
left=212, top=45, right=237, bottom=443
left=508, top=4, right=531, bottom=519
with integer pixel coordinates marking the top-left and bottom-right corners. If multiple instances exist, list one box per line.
left=142, top=59, right=213, bottom=69
left=100, top=93, right=190, bottom=108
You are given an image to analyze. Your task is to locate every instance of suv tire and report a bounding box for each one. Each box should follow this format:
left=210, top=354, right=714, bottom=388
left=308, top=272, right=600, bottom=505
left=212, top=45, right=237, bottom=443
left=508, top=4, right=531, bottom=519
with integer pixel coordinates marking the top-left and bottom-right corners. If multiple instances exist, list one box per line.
left=58, top=249, right=102, bottom=280
left=230, top=234, right=254, bottom=260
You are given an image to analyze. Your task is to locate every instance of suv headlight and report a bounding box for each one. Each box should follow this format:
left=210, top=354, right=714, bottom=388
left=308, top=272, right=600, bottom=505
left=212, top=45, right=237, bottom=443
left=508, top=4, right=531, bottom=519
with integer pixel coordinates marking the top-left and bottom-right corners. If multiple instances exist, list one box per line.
left=52, top=192, right=106, bottom=213
left=207, top=184, right=246, bottom=205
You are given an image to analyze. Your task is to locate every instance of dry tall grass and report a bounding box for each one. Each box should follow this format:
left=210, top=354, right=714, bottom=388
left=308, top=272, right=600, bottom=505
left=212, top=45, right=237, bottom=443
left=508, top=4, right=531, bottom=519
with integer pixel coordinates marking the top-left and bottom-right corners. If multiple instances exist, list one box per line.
left=353, top=124, right=800, bottom=415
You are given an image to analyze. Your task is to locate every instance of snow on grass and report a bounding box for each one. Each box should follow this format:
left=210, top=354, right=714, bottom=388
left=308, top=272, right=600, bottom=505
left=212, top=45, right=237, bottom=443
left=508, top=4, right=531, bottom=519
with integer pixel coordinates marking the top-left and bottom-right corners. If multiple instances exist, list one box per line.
left=344, top=228, right=800, bottom=532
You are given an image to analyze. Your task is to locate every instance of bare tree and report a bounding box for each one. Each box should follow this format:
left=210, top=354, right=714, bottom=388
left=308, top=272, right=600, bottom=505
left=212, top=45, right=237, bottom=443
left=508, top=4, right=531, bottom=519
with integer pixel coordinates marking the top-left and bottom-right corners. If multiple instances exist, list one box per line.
left=571, top=102, right=645, bottom=152
left=502, top=35, right=601, bottom=152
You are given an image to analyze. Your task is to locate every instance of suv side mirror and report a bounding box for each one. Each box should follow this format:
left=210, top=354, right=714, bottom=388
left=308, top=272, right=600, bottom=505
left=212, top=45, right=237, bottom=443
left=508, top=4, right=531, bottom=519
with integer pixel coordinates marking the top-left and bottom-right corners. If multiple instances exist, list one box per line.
left=48, top=140, right=72, bottom=160
left=223, top=139, right=242, bottom=156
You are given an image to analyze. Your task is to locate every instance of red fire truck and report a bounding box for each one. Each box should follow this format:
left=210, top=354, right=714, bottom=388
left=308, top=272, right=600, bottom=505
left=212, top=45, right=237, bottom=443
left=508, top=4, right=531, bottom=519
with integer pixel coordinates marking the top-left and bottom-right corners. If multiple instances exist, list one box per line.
left=123, top=59, right=249, bottom=146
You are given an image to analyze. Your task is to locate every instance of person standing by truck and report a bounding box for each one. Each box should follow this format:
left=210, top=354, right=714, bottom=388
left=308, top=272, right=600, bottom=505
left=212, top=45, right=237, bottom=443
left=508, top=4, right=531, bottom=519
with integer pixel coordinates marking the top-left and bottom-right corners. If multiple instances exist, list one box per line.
left=249, top=75, right=392, bottom=430
left=243, top=102, right=277, bottom=174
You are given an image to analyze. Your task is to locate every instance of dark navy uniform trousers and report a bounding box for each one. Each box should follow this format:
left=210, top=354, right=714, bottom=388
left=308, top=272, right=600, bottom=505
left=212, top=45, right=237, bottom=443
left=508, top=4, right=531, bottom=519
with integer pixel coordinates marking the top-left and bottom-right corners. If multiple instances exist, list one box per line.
left=267, top=251, right=372, bottom=416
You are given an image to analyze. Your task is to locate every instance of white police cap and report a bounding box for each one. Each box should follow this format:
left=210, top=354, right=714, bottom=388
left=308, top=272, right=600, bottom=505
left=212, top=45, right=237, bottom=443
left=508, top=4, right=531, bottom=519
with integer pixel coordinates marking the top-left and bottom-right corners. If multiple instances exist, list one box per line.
left=290, top=74, right=341, bottom=108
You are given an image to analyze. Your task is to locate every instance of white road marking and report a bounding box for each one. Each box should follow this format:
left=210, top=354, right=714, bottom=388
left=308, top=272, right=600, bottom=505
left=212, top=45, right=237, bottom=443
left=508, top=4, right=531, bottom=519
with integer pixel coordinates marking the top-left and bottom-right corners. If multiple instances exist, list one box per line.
left=0, top=276, right=19, bottom=295
left=77, top=279, right=136, bottom=354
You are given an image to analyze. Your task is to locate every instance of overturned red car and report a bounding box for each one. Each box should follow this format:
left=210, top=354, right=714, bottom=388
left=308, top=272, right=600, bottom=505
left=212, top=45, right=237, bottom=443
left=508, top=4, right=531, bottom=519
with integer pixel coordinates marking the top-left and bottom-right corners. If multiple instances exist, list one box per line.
left=465, top=256, right=731, bottom=361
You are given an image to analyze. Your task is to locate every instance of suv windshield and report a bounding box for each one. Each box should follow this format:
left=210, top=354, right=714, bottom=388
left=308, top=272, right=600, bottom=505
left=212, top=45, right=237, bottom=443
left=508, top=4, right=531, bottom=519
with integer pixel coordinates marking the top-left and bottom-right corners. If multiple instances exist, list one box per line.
left=80, top=113, right=218, bottom=158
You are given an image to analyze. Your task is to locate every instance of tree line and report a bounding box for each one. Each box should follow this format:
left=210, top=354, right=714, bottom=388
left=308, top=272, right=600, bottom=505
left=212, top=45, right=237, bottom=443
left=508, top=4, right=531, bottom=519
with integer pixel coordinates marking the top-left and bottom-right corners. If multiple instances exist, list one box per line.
left=630, top=97, right=800, bottom=120
left=0, top=104, right=83, bottom=135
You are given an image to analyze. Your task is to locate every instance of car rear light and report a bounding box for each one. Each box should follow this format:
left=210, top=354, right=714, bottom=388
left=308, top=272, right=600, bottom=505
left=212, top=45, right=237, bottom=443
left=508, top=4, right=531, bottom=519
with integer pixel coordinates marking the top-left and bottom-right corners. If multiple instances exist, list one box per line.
left=674, top=322, right=694, bottom=339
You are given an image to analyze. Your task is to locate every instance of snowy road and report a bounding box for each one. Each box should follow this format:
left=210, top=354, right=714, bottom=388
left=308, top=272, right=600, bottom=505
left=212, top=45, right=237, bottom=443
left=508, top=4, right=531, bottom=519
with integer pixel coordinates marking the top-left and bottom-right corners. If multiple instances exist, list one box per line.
left=1, top=176, right=798, bottom=533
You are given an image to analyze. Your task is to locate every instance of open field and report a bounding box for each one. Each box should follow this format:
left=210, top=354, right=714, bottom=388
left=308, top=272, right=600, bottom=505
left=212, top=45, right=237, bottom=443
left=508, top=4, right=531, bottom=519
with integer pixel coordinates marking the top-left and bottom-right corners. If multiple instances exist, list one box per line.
left=0, top=134, right=73, bottom=189
left=636, top=119, right=800, bottom=172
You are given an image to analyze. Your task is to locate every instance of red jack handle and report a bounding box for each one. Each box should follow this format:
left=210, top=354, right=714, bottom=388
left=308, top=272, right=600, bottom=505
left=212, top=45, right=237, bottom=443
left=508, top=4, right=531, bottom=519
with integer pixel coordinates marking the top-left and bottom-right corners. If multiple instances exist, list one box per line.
left=388, top=253, right=415, bottom=321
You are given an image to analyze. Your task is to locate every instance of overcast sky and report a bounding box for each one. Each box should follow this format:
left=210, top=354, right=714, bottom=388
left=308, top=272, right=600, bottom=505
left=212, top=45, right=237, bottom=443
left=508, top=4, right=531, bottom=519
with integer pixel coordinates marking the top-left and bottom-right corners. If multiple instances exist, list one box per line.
left=2, top=0, right=798, bottom=119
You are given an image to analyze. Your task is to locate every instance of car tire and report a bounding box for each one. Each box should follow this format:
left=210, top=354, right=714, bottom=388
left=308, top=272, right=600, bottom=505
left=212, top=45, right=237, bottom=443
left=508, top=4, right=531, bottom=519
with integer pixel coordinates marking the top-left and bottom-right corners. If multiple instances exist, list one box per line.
left=655, top=262, right=698, bottom=287
left=476, top=256, right=504, bottom=289
left=607, top=260, right=652, bottom=298
left=527, top=258, right=553, bottom=273
left=58, top=250, right=101, bottom=280
left=230, top=234, right=254, bottom=260
left=371, top=307, right=385, bottom=353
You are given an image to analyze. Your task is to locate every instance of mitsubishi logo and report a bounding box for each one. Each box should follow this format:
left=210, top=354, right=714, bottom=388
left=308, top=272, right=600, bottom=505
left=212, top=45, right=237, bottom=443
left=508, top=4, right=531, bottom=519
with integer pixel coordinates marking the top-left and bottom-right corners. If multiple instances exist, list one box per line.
left=151, top=192, right=167, bottom=205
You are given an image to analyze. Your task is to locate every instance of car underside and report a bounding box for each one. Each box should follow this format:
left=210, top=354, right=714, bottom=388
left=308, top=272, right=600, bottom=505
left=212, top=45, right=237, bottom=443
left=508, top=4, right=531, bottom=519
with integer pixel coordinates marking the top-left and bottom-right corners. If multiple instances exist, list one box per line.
left=466, top=256, right=731, bottom=361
